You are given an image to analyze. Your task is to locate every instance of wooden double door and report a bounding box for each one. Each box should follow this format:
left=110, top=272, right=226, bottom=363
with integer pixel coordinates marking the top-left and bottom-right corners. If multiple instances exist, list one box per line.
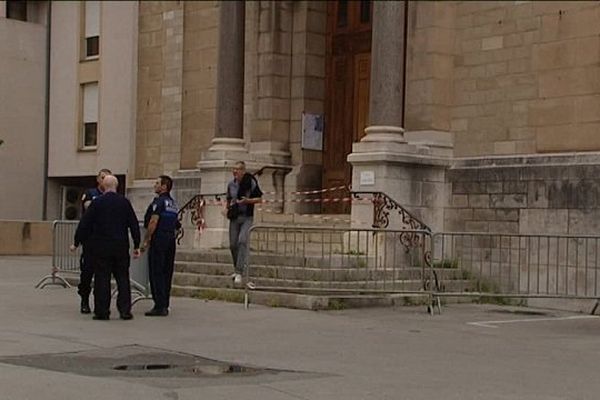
left=323, top=1, right=372, bottom=213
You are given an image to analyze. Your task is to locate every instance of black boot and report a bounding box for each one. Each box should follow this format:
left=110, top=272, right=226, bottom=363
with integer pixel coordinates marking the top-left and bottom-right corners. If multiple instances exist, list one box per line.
left=80, top=297, right=91, bottom=314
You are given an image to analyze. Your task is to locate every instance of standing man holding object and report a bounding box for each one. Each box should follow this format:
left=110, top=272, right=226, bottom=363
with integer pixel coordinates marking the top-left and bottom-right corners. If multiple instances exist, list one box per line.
left=142, top=175, right=180, bottom=317
left=73, top=175, right=140, bottom=320
left=224, top=161, right=263, bottom=285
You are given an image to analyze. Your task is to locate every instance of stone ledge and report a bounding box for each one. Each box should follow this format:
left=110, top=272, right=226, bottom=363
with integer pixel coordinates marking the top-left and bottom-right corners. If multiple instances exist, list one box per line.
left=453, top=152, right=600, bottom=168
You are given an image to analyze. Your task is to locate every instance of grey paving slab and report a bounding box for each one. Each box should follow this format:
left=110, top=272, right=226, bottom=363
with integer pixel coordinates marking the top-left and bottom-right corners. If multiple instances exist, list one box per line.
left=1, top=256, right=600, bottom=400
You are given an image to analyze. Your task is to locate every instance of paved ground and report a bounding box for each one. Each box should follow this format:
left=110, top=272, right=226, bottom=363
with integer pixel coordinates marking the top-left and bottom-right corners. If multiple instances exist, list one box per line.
left=2, top=256, right=600, bottom=400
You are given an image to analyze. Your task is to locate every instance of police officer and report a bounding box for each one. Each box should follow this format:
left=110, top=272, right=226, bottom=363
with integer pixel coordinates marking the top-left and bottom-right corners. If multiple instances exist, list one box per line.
left=74, top=168, right=112, bottom=314
left=142, top=175, right=180, bottom=317
left=73, top=175, right=141, bottom=320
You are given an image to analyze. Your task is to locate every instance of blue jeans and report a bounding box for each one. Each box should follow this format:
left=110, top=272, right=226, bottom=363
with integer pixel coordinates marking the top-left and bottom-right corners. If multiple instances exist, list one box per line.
left=229, top=216, right=253, bottom=274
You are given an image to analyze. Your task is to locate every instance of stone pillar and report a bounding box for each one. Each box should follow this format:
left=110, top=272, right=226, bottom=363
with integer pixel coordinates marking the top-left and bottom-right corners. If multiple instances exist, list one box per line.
left=195, top=1, right=249, bottom=250
left=362, top=1, right=407, bottom=145
left=210, top=0, right=246, bottom=151
left=348, top=0, right=451, bottom=233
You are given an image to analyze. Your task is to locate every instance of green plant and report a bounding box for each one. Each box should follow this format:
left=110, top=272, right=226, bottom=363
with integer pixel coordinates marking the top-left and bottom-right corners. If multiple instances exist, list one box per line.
left=327, top=299, right=346, bottom=310
left=193, top=289, right=245, bottom=303
left=267, top=297, right=280, bottom=307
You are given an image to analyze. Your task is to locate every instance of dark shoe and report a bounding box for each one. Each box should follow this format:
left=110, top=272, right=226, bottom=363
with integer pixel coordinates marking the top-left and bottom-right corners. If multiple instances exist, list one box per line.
left=92, top=314, right=109, bottom=320
left=119, top=313, right=134, bottom=320
left=144, top=308, right=168, bottom=317
left=80, top=298, right=91, bottom=314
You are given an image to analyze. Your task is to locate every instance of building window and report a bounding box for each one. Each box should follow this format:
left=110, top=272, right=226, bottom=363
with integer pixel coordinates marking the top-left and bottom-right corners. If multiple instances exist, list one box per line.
left=6, top=0, right=27, bottom=21
left=81, top=82, right=99, bottom=149
left=84, top=1, right=100, bottom=58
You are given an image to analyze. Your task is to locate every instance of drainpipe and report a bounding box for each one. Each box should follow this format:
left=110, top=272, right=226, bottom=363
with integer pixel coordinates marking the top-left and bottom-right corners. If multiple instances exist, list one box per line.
left=42, top=0, right=52, bottom=220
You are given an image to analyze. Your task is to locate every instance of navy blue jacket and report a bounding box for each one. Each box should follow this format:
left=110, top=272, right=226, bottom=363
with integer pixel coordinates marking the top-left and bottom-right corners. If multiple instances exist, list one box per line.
left=74, top=192, right=141, bottom=250
left=143, top=192, right=181, bottom=241
left=81, top=187, right=102, bottom=214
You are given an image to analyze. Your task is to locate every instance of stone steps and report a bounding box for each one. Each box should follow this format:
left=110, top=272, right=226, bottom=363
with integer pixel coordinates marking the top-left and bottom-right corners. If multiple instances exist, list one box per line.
left=170, top=285, right=434, bottom=310
left=175, top=260, right=466, bottom=281
left=171, top=237, right=475, bottom=310
left=174, top=271, right=429, bottom=291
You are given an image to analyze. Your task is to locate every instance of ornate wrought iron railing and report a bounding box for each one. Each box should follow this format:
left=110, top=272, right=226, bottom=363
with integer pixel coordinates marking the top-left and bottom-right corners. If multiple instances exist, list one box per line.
left=352, top=191, right=431, bottom=231
left=176, top=192, right=226, bottom=244
left=352, top=191, right=439, bottom=291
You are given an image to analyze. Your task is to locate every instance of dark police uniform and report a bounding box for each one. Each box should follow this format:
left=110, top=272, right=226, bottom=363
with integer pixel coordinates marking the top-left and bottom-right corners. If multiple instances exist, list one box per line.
left=74, top=192, right=140, bottom=319
left=144, top=192, right=180, bottom=313
left=76, top=187, right=103, bottom=307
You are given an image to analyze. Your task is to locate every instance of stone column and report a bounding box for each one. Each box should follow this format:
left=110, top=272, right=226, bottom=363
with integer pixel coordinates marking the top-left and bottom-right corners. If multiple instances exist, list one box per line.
left=195, top=1, right=249, bottom=250
left=362, top=1, right=407, bottom=144
left=209, top=0, right=246, bottom=151
left=348, top=0, right=450, bottom=234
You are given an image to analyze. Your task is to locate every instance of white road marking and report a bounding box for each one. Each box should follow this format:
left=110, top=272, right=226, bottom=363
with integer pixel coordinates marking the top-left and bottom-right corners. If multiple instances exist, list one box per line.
left=467, top=315, right=600, bottom=328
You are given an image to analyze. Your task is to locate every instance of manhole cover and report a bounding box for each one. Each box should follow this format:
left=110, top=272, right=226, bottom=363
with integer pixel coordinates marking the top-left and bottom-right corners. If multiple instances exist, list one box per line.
left=0, top=345, right=290, bottom=380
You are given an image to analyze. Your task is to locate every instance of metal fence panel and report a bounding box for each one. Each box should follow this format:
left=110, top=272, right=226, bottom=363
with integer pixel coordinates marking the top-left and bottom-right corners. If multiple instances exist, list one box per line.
left=244, top=225, right=436, bottom=310
left=36, top=221, right=151, bottom=303
left=432, top=232, right=600, bottom=307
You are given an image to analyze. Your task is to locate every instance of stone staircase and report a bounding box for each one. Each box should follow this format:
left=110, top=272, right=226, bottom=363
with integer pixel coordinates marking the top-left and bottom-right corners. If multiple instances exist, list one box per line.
left=171, top=211, right=475, bottom=310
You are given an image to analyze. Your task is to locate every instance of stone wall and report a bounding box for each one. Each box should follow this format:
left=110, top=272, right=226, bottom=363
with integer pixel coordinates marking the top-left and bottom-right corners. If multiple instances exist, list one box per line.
left=445, top=154, right=600, bottom=235
left=136, top=1, right=184, bottom=178
left=405, top=1, right=455, bottom=133
left=180, top=1, right=218, bottom=169
left=452, top=1, right=600, bottom=157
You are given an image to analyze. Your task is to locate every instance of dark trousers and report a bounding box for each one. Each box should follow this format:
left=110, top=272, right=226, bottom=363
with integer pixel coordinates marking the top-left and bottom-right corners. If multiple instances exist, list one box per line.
left=148, top=237, right=176, bottom=310
left=92, top=248, right=132, bottom=317
left=78, top=246, right=94, bottom=298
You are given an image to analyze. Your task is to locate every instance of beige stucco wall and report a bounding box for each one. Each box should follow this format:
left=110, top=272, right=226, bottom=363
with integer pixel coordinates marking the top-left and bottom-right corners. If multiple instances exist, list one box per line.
left=48, top=1, right=138, bottom=178
left=0, top=18, right=46, bottom=220
left=451, top=1, right=600, bottom=157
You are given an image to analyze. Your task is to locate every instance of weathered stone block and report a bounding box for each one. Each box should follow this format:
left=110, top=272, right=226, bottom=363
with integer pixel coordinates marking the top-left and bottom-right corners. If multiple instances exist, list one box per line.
left=486, top=181, right=503, bottom=194
left=519, top=209, right=568, bottom=235
left=495, top=209, right=519, bottom=221
left=469, top=194, right=489, bottom=208
left=503, top=181, right=527, bottom=194
left=473, top=208, right=495, bottom=221
left=489, top=221, right=519, bottom=234
left=466, top=221, right=489, bottom=232
left=452, top=194, right=469, bottom=208
left=527, top=181, right=548, bottom=208
left=568, top=209, right=600, bottom=235
left=490, top=194, right=526, bottom=208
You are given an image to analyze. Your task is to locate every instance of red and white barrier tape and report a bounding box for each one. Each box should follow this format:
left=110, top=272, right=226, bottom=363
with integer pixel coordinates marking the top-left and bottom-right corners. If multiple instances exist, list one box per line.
left=196, top=196, right=373, bottom=205
left=260, top=185, right=350, bottom=197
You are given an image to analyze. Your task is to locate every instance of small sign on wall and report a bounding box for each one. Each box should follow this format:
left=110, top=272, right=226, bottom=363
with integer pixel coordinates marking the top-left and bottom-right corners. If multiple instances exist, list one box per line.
left=360, top=171, right=375, bottom=186
left=301, top=112, right=324, bottom=151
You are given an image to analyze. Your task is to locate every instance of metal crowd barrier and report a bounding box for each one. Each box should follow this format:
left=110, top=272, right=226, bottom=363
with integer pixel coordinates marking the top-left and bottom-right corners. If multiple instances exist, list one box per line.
left=244, top=225, right=436, bottom=311
left=36, top=220, right=151, bottom=305
left=431, top=232, right=600, bottom=314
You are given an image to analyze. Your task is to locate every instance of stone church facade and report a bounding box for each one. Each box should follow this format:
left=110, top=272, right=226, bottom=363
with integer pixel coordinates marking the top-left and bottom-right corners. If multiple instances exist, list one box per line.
left=132, top=1, right=600, bottom=249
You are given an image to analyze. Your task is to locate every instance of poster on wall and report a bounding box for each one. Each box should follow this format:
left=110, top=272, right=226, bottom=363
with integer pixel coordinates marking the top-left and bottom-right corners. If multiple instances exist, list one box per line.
left=301, top=112, right=324, bottom=151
